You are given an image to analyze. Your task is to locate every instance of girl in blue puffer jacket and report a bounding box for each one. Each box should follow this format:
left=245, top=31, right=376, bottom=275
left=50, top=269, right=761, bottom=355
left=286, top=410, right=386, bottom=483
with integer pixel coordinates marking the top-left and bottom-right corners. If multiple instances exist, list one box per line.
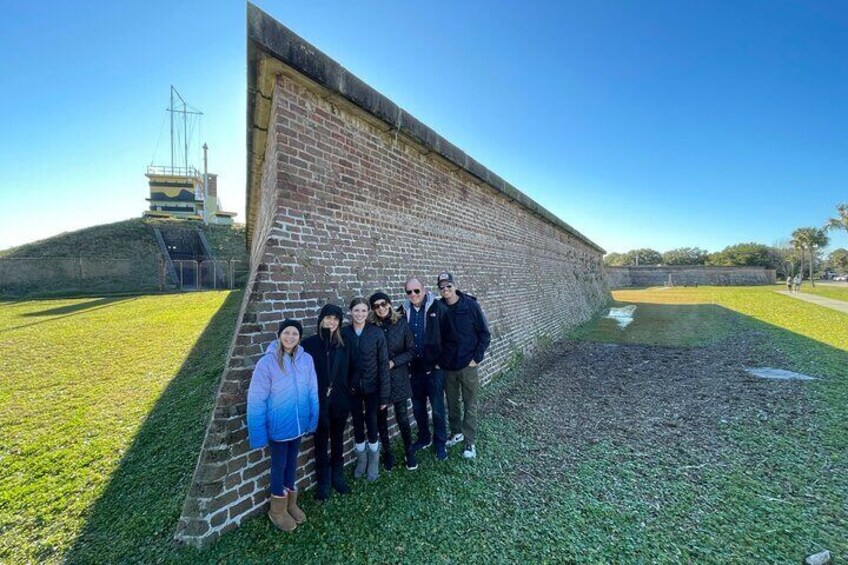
left=247, top=319, right=319, bottom=532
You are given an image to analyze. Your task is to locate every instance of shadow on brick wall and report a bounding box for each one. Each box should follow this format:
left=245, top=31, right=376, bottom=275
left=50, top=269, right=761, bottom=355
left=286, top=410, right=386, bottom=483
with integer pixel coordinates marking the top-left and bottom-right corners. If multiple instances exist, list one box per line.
left=63, top=290, right=243, bottom=563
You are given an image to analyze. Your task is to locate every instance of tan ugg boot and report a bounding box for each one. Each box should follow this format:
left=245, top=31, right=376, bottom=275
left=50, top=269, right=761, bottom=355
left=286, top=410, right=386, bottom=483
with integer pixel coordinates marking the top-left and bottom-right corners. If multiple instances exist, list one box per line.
left=268, top=494, right=297, bottom=532
left=287, top=489, right=306, bottom=524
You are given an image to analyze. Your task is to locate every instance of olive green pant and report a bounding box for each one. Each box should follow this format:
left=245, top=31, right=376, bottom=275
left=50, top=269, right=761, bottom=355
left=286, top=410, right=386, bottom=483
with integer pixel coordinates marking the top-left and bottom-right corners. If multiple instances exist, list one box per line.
left=445, top=365, right=479, bottom=445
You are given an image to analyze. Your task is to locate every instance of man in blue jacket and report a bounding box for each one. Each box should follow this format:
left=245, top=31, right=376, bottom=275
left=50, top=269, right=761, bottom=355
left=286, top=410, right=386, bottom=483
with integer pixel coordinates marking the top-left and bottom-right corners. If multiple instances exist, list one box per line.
left=437, top=272, right=491, bottom=460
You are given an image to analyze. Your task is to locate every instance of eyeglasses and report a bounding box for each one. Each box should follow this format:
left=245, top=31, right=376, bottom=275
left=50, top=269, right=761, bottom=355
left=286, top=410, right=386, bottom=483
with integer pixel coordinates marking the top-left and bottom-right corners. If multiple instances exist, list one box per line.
left=405, top=288, right=422, bottom=295
left=373, top=300, right=390, bottom=309
left=439, top=284, right=453, bottom=291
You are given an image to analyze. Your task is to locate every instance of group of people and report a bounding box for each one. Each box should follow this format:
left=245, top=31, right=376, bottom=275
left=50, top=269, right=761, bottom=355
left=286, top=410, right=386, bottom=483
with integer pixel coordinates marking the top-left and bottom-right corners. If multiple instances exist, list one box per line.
left=786, top=273, right=803, bottom=293
left=246, top=272, right=491, bottom=532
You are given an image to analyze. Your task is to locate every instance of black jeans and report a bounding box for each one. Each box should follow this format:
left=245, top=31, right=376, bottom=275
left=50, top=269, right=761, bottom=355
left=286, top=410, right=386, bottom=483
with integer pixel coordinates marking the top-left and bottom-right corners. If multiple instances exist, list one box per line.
left=350, top=391, right=379, bottom=444
left=377, top=399, right=412, bottom=450
left=314, top=412, right=349, bottom=468
left=411, top=368, right=447, bottom=447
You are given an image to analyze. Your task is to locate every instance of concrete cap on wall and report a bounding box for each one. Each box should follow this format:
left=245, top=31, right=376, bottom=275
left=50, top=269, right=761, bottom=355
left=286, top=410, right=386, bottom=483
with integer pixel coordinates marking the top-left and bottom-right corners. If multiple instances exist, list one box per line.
left=245, top=2, right=605, bottom=255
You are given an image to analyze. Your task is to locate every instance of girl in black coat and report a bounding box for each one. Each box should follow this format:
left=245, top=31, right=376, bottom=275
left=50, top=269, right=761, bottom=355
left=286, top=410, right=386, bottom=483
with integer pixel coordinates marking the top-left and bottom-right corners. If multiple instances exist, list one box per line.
left=369, top=291, right=417, bottom=471
left=342, top=297, right=389, bottom=482
left=300, top=304, right=352, bottom=500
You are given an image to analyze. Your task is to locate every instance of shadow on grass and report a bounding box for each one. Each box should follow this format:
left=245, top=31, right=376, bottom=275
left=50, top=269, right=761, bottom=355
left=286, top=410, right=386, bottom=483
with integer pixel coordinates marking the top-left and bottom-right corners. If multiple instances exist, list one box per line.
left=1, top=297, right=141, bottom=334
left=21, top=297, right=134, bottom=317
left=63, top=290, right=243, bottom=564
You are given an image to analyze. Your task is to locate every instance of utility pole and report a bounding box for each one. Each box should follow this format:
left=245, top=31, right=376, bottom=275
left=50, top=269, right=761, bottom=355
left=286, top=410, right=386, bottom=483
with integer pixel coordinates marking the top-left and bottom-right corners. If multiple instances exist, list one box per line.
left=203, top=143, right=209, bottom=224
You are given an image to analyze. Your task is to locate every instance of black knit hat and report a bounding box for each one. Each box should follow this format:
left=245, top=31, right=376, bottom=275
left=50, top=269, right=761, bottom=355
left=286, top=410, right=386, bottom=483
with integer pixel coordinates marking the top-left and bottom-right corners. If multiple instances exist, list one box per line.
left=368, top=291, right=391, bottom=307
left=277, top=319, right=303, bottom=337
left=317, top=304, right=344, bottom=330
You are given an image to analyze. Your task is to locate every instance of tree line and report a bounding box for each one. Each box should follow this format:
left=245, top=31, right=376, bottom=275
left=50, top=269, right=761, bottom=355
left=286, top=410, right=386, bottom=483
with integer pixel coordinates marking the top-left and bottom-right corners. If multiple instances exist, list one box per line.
left=604, top=204, right=848, bottom=283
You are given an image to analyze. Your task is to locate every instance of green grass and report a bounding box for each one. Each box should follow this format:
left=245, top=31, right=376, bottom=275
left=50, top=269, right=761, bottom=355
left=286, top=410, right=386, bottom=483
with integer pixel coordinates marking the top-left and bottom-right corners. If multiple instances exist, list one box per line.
left=0, top=291, right=242, bottom=563
left=0, top=218, right=246, bottom=261
left=0, top=219, right=247, bottom=298
left=801, top=283, right=848, bottom=303
left=0, top=218, right=159, bottom=259
left=202, top=223, right=248, bottom=261
left=2, top=286, right=846, bottom=563
left=570, top=301, right=738, bottom=346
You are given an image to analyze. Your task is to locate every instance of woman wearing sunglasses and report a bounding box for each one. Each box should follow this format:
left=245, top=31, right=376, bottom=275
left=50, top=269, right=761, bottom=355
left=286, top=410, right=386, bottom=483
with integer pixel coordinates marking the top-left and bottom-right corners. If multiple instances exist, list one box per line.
left=342, top=297, right=390, bottom=481
left=368, top=291, right=417, bottom=471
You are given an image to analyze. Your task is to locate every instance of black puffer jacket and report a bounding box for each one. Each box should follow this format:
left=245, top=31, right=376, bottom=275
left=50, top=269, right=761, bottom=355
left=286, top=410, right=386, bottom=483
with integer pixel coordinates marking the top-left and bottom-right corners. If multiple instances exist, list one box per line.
left=301, top=309, right=352, bottom=427
left=373, top=313, right=414, bottom=403
left=342, top=324, right=390, bottom=405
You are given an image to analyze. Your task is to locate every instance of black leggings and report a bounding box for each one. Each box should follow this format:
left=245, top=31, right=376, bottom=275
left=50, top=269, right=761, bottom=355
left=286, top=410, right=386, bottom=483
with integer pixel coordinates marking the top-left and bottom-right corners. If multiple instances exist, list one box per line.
left=314, top=412, right=348, bottom=468
left=350, top=391, right=379, bottom=444
left=377, top=399, right=413, bottom=450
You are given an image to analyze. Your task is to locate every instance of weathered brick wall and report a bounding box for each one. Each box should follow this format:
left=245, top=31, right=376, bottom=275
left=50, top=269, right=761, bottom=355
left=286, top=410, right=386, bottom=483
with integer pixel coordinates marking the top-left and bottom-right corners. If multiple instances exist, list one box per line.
left=175, top=7, right=609, bottom=547
left=605, top=266, right=776, bottom=289
left=604, top=267, right=632, bottom=289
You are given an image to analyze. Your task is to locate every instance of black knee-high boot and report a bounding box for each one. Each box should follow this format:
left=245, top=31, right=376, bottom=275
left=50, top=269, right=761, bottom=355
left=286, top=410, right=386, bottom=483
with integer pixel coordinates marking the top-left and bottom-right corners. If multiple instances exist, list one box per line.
left=331, top=462, right=350, bottom=494
left=377, top=407, right=395, bottom=471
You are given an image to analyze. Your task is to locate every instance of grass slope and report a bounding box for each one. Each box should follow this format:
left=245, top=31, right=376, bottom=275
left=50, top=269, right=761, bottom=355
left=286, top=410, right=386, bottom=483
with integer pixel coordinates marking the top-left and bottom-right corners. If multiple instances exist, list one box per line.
left=0, top=219, right=247, bottom=298
left=2, top=286, right=846, bottom=563
left=0, top=219, right=160, bottom=259
left=0, top=218, right=247, bottom=261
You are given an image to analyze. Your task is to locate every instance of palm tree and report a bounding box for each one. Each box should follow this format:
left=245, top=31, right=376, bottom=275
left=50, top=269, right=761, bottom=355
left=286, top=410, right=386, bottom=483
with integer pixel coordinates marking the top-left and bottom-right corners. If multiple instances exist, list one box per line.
left=791, top=227, right=830, bottom=287
left=825, top=203, right=848, bottom=237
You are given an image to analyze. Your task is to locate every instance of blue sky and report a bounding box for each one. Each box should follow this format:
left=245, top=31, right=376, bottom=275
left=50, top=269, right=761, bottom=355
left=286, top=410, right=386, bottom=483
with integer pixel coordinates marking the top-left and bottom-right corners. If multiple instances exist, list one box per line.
left=1, top=0, right=846, bottom=254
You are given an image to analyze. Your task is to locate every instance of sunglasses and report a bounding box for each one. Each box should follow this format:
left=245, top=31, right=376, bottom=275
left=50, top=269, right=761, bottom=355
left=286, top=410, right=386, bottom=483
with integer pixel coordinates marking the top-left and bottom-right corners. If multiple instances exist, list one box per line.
left=373, top=300, right=390, bottom=309
left=439, top=284, right=453, bottom=291
left=405, top=288, right=422, bottom=295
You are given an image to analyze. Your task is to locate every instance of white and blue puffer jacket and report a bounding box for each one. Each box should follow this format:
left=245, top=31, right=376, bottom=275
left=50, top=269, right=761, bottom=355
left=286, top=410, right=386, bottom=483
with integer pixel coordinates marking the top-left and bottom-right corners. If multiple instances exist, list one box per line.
left=247, top=339, right=319, bottom=449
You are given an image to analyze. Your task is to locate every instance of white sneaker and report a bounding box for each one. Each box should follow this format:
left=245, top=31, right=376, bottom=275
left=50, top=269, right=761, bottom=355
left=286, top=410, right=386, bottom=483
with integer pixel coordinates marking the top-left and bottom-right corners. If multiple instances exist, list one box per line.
left=445, top=433, right=464, bottom=448
left=462, top=444, right=476, bottom=459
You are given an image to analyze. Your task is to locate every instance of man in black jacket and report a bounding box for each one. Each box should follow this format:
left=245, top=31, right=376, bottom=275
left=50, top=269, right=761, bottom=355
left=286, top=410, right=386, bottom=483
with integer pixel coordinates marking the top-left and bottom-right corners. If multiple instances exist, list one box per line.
left=401, top=277, right=450, bottom=461
left=437, top=272, right=491, bottom=460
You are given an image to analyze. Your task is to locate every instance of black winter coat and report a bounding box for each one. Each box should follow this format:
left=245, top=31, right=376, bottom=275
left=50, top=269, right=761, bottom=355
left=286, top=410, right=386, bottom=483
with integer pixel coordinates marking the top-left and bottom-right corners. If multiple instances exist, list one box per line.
left=301, top=330, right=352, bottom=427
left=342, top=324, right=390, bottom=405
left=374, top=314, right=414, bottom=403
left=439, top=291, right=491, bottom=371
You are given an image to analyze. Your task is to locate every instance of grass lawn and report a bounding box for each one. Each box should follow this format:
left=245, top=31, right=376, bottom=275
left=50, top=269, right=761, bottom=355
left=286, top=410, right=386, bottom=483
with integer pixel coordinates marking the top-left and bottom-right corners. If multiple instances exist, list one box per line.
left=2, top=285, right=846, bottom=563
left=0, top=291, right=242, bottom=564
left=800, top=283, right=848, bottom=303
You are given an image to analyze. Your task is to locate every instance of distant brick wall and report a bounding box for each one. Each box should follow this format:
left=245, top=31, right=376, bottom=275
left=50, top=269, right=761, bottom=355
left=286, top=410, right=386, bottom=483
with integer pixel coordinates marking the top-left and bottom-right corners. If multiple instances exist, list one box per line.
left=605, top=266, right=776, bottom=289
left=174, top=7, right=610, bottom=547
left=604, top=267, right=632, bottom=289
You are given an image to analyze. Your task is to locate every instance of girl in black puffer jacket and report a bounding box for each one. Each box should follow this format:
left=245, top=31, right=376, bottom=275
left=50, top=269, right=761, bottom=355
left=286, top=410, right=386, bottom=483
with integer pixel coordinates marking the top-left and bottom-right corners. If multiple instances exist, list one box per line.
left=369, top=292, right=417, bottom=471
left=342, top=297, right=389, bottom=482
left=301, top=303, right=352, bottom=501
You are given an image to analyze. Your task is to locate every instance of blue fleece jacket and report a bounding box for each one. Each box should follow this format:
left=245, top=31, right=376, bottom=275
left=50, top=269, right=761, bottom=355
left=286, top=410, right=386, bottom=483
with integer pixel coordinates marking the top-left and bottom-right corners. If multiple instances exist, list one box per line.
left=246, top=340, right=319, bottom=449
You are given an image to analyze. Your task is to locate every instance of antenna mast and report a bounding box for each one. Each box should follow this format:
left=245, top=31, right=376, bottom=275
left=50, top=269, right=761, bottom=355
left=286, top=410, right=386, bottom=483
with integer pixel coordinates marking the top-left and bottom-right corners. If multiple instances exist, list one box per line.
left=166, top=85, right=203, bottom=175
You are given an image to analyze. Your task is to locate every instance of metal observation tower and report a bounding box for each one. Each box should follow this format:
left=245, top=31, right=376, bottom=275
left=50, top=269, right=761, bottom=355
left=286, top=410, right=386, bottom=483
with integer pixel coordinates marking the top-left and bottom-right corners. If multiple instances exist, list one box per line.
left=144, top=86, right=235, bottom=225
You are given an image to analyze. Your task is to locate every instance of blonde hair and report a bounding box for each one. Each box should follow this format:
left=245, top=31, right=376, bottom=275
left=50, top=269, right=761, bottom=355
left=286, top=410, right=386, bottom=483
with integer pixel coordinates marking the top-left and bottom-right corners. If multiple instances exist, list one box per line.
left=369, top=304, right=401, bottom=326
left=275, top=343, right=299, bottom=374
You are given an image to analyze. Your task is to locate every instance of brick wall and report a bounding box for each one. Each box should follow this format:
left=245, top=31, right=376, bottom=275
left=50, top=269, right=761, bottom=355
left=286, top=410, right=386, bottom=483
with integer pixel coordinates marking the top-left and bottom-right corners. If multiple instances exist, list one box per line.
left=605, top=266, right=777, bottom=288
left=174, top=6, right=610, bottom=547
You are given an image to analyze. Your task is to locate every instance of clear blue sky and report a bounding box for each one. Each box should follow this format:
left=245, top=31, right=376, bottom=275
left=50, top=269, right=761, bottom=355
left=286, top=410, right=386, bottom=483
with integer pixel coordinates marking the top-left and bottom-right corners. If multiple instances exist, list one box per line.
left=1, top=1, right=847, bottom=254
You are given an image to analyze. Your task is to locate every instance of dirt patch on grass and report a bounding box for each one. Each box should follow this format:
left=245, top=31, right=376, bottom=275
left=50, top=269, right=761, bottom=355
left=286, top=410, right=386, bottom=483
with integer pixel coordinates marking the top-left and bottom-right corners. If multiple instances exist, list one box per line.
left=483, top=331, right=813, bottom=475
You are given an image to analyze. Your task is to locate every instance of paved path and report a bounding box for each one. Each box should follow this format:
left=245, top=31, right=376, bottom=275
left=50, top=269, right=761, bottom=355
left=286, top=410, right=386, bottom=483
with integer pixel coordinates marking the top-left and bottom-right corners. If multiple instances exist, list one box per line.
left=777, top=290, right=848, bottom=314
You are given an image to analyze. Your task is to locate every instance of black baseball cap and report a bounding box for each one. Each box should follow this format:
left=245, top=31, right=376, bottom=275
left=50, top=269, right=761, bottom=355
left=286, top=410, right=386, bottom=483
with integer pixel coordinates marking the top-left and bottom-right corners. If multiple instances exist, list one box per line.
left=436, top=272, right=454, bottom=287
